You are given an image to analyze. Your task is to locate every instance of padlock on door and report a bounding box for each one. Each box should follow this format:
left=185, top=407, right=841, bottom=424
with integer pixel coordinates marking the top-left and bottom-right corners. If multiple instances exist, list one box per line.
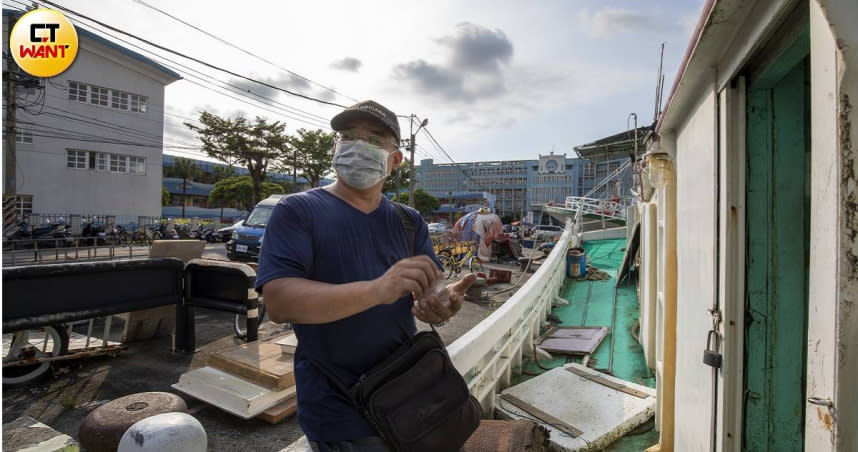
left=703, top=330, right=722, bottom=368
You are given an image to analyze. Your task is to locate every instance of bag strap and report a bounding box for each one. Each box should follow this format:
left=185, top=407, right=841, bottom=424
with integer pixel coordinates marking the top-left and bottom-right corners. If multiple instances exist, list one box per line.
left=310, top=327, right=439, bottom=402
left=393, top=202, right=415, bottom=257
left=316, top=203, right=430, bottom=400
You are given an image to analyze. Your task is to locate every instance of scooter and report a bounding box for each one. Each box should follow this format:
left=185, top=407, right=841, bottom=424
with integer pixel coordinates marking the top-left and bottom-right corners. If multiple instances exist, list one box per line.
left=193, top=224, right=216, bottom=242
left=153, top=222, right=179, bottom=240
left=6, top=219, right=73, bottom=248
left=81, top=220, right=107, bottom=246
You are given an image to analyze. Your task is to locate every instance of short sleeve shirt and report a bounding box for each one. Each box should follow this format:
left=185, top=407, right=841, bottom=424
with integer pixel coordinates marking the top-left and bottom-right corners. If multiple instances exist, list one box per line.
left=255, top=188, right=438, bottom=442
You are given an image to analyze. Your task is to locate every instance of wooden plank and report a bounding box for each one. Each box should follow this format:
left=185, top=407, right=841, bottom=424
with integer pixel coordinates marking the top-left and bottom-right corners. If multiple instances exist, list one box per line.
left=172, top=367, right=293, bottom=419
left=536, top=327, right=608, bottom=355
left=208, top=333, right=295, bottom=391
left=767, top=57, right=809, bottom=451
left=564, top=366, right=650, bottom=399
left=256, top=390, right=298, bottom=424
left=535, top=326, right=557, bottom=344
left=744, top=86, right=773, bottom=450
left=498, top=393, right=582, bottom=438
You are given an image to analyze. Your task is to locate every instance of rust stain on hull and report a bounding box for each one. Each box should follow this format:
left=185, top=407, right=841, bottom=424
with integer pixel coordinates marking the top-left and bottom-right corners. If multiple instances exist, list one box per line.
left=817, top=407, right=834, bottom=432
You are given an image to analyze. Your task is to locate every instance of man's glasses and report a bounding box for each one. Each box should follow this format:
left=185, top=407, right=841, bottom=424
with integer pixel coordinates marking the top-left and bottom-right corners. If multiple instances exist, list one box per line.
left=337, top=129, right=399, bottom=150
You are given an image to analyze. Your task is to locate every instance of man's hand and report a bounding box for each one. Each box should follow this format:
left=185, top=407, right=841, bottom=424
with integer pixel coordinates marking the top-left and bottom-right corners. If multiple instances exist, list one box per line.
left=413, top=273, right=477, bottom=325
left=374, top=256, right=441, bottom=304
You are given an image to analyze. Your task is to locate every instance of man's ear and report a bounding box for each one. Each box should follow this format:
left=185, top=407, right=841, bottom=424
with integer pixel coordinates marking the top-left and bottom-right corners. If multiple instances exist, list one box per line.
left=391, top=150, right=404, bottom=168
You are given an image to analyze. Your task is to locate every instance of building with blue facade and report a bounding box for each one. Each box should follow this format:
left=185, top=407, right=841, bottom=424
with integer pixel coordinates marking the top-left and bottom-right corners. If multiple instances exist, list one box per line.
left=416, top=152, right=582, bottom=220
left=161, top=155, right=333, bottom=219
left=415, top=127, right=648, bottom=221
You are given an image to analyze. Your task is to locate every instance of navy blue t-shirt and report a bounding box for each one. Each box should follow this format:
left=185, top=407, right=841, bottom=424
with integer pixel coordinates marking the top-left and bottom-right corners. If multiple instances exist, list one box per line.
left=255, top=188, right=439, bottom=442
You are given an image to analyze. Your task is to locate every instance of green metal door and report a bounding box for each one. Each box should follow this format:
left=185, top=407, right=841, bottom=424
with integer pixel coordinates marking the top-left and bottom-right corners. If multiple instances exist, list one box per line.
left=744, top=36, right=810, bottom=451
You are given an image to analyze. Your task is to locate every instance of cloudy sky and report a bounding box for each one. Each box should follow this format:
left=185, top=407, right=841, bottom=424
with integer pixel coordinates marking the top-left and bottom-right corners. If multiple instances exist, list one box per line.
left=18, top=0, right=704, bottom=164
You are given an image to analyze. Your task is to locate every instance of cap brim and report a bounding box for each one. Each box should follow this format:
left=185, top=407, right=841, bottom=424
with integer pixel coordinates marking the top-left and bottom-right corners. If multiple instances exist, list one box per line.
left=331, top=110, right=400, bottom=142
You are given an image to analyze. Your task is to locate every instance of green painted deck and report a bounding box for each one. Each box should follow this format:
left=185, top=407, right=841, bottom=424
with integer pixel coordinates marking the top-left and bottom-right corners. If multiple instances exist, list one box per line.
left=514, top=238, right=658, bottom=450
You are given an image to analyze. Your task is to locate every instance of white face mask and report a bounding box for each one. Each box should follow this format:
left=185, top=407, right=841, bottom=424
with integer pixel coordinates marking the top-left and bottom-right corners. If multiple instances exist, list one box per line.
left=333, top=140, right=391, bottom=190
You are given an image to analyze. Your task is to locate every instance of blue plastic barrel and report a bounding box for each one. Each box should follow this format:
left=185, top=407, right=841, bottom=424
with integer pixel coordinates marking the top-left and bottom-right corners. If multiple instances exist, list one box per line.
left=566, top=249, right=587, bottom=278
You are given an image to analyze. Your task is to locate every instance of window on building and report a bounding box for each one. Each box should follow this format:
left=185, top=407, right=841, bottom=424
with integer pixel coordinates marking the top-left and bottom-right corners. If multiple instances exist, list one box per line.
left=128, top=156, right=146, bottom=175
left=15, top=195, right=33, bottom=217
left=68, top=81, right=88, bottom=102
left=110, top=153, right=127, bottom=173
left=90, top=86, right=109, bottom=106
left=130, top=94, right=147, bottom=113
left=67, top=150, right=87, bottom=169
left=111, top=90, right=129, bottom=110
left=94, top=152, right=108, bottom=171
left=15, top=128, right=32, bottom=143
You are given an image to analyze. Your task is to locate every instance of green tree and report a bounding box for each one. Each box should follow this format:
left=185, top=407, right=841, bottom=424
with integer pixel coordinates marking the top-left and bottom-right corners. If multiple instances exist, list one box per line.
left=162, top=186, right=170, bottom=206
left=209, top=176, right=284, bottom=212
left=211, top=164, right=236, bottom=183
left=383, top=157, right=411, bottom=196
left=276, top=128, right=335, bottom=189
left=186, top=112, right=287, bottom=206
left=172, top=157, right=202, bottom=218
left=392, top=189, right=439, bottom=217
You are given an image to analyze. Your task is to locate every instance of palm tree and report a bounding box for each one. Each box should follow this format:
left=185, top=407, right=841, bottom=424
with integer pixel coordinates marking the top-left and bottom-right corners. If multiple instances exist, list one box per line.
left=172, top=158, right=202, bottom=218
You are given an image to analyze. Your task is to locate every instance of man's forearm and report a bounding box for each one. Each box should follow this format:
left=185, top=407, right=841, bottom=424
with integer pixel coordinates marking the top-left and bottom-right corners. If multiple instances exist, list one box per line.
left=262, top=277, right=381, bottom=324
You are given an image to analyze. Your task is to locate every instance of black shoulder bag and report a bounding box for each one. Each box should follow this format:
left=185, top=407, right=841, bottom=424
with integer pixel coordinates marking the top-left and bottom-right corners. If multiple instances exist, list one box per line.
left=316, top=203, right=482, bottom=451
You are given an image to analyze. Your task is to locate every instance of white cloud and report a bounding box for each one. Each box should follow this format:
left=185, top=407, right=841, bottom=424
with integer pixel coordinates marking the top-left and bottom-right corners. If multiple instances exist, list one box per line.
left=580, top=8, right=671, bottom=38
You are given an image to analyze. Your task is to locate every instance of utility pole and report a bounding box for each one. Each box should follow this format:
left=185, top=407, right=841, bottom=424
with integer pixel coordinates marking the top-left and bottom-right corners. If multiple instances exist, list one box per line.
left=292, top=147, right=298, bottom=192
left=4, top=14, right=17, bottom=198
left=448, top=190, right=453, bottom=224
left=407, top=114, right=428, bottom=207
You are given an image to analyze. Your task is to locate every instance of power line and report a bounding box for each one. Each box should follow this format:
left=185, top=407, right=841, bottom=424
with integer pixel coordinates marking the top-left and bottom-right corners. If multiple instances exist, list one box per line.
left=19, top=104, right=202, bottom=148
left=5, top=128, right=178, bottom=148
left=9, top=0, right=334, bottom=135
left=130, top=0, right=358, bottom=104
left=21, top=8, right=333, bottom=128
left=420, top=127, right=458, bottom=164
left=37, top=0, right=348, bottom=108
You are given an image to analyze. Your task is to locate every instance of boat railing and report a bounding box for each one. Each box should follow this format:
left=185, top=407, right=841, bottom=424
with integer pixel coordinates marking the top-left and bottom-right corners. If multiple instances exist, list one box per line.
left=447, top=220, right=573, bottom=415
left=582, top=159, right=632, bottom=199
left=564, top=196, right=628, bottom=221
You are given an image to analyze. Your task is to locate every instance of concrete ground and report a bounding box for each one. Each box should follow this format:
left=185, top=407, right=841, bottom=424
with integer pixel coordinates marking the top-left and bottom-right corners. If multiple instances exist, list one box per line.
left=2, top=243, right=536, bottom=451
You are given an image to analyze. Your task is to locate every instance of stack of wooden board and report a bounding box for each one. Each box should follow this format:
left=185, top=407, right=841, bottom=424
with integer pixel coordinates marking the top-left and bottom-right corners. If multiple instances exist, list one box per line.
left=496, top=364, right=655, bottom=451
left=172, top=332, right=298, bottom=423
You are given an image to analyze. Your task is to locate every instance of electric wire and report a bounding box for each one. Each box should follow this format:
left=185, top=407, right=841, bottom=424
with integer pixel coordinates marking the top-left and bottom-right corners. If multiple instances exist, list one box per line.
left=7, top=0, right=334, bottom=128
left=37, top=0, right=348, bottom=108
left=130, top=0, right=358, bottom=103
left=19, top=105, right=202, bottom=148
left=31, top=9, right=333, bottom=128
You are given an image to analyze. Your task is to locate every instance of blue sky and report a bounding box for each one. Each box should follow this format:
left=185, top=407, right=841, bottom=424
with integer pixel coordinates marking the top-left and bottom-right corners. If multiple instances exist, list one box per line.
left=18, top=0, right=704, bottom=165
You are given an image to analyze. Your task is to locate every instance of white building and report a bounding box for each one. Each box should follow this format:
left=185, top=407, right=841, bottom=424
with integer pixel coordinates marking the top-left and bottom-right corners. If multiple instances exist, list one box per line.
left=636, top=1, right=857, bottom=451
left=3, top=9, right=181, bottom=221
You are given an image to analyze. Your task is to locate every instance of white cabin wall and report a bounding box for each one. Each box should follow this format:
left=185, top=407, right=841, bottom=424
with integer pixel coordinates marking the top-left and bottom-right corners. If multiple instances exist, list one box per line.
left=640, top=202, right=658, bottom=370
left=811, top=1, right=858, bottom=450
left=805, top=3, right=839, bottom=448
left=673, top=91, right=718, bottom=452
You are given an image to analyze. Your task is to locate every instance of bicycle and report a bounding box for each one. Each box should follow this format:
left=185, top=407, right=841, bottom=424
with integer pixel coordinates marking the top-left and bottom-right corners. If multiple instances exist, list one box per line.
left=437, top=243, right=483, bottom=278
left=110, top=224, right=131, bottom=245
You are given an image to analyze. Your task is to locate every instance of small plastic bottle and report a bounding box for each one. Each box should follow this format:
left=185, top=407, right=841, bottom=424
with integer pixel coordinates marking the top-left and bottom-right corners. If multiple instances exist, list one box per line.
left=419, top=278, right=450, bottom=305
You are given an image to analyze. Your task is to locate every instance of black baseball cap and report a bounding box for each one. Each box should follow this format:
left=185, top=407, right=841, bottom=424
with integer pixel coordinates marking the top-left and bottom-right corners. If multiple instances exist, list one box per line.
left=330, top=100, right=401, bottom=143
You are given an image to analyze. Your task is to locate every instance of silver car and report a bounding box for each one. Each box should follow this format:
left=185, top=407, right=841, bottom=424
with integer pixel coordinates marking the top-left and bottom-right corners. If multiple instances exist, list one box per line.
left=427, top=223, right=446, bottom=234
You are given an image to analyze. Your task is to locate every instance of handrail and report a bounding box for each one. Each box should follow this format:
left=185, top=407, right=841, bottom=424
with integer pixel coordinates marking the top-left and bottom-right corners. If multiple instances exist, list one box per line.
left=563, top=196, right=629, bottom=221
left=447, top=220, right=572, bottom=415
left=583, top=159, right=632, bottom=199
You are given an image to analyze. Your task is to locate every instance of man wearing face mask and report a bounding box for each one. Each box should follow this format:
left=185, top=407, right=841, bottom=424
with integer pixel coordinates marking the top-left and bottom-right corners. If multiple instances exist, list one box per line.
left=256, top=100, right=476, bottom=451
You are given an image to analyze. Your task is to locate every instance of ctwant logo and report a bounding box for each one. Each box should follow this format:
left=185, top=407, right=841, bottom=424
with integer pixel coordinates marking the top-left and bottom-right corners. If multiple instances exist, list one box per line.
left=10, top=9, right=78, bottom=77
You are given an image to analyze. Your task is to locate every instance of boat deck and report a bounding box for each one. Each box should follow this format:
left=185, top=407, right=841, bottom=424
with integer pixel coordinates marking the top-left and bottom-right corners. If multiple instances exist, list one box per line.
left=514, top=238, right=659, bottom=450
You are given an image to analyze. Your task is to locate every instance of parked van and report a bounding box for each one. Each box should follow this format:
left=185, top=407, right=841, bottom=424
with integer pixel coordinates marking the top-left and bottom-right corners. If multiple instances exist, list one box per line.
left=226, top=194, right=285, bottom=261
